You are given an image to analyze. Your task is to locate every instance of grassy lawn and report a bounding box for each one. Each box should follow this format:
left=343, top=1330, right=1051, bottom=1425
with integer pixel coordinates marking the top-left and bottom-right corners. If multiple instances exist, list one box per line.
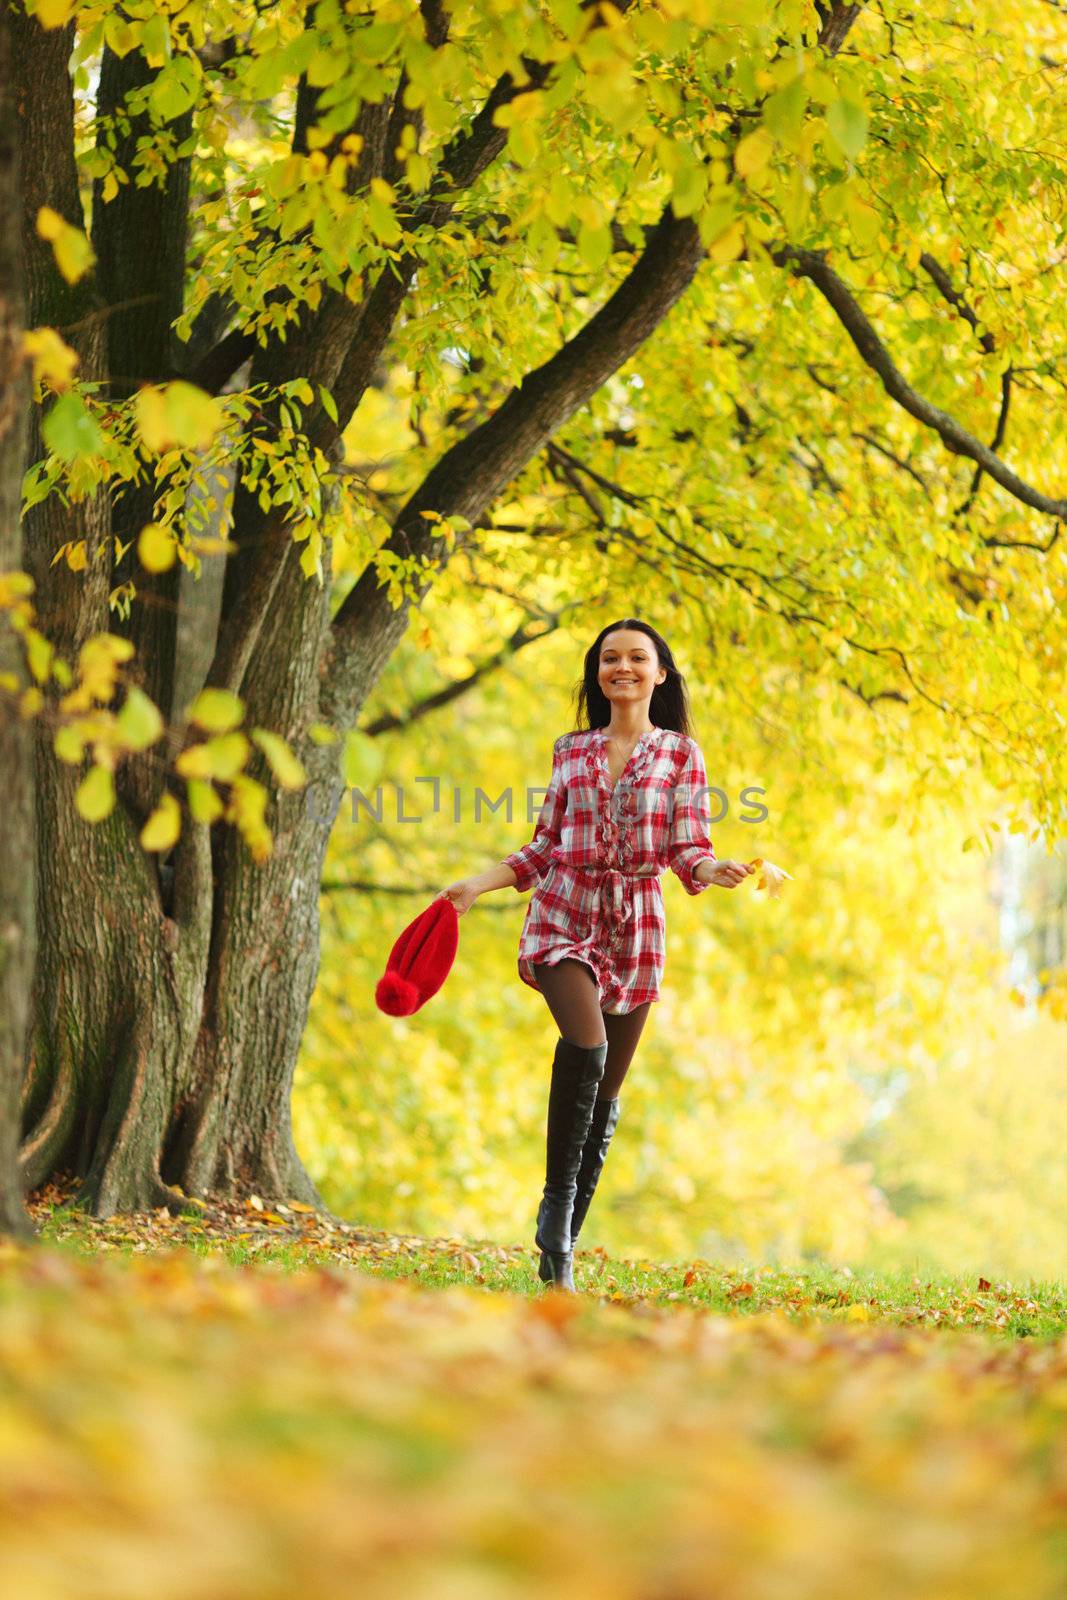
left=35, top=1182, right=1067, bottom=1340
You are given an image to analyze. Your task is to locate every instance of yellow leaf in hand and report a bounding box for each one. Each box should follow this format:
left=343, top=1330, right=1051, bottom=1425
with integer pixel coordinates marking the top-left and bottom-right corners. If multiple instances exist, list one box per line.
left=748, top=857, right=794, bottom=898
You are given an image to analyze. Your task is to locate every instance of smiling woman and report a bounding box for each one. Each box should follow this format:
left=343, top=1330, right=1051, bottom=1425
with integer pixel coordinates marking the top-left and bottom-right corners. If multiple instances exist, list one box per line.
left=438, top=618, right=755, bottom=1291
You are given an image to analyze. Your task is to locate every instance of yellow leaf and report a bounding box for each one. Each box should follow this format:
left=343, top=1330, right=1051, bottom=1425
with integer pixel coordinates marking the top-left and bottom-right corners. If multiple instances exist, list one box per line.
left=175, top=743, right=213, bottom=779
left=748, top=857, right=794, bottom=898
left=734, top=127, right=774, bottom=179
left=54, top=722, right=89, bottom=763
left=138, top=522, right=176, bottom=573
left=178, top=732, right=251, bottom=785
left=140, top=791, right=181, bottom=851
left=186, top=778, right=223, bottom=823
left=251, top=729, right=307, bottom=790
left=36, top=207, right=94, bottom=284
left=225, top=773, right=272, bottom=860
left=66, top=540, right=87, bottom=572
left=34, top=0, right=76, bottom=26
left=23, top=327, right=79, bottom=392
left=200, top=732, right=250, bottom=781
left=0, top=571, right=34, bottom=608
left=188, top=687, right=244, bottom=734
left=709, top=220, right=745, bottom=264
left=135, top=382, right=222, bottom=453
left=76, top=765, right=116, bottom=822
left=26, top=629, right=54, bottom=684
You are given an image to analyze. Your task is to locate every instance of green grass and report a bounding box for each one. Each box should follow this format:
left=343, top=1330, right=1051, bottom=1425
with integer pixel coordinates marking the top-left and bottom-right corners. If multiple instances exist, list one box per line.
left=31, top=1191, right=1067, bottom=1341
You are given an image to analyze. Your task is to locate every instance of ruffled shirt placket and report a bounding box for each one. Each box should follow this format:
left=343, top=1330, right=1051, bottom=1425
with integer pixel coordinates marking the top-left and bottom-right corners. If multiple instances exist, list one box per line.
left=581, top=730, right=660, bottom=957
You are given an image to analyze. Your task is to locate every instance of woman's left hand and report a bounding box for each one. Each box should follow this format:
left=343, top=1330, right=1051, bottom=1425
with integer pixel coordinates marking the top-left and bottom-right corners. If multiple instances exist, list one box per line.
left=702, top=859, right=756, bottom=889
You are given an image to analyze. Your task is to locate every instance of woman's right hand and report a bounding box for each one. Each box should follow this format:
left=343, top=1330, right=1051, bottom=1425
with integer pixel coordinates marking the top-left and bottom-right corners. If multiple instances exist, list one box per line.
left=437, top=878, right=482, bottom=916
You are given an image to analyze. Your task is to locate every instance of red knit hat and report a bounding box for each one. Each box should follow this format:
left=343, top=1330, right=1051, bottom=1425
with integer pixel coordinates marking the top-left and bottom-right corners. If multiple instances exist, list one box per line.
left=375, top=896, right=459, bottom=1016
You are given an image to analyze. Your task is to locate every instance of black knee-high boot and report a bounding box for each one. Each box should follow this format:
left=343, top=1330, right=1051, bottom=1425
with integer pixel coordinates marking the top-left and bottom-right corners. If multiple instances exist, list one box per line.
left=534, top=1036, right=608, bottom=1292
left=569, top=1095, right=622, bottom=1246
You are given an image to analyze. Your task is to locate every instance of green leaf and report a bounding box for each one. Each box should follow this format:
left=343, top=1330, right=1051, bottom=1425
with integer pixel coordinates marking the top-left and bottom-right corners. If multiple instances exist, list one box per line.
left=341, top=729, right=383, bottom=790
left=148, top=59, right=200, bottom=122
left=763, top=76, right=808, bottom=142
left=42, top=393, right=103, bottom=462
left=577, top=223, right=611, bottom=271
left=319, top=385, right=338, bottom=424
left=826, top=99, right=868, bottom=161
left=671, top=160, right=708, bottom=219
left=368, top=193, right=401, bottom=244
left=117, top=687, right=164, bottom=751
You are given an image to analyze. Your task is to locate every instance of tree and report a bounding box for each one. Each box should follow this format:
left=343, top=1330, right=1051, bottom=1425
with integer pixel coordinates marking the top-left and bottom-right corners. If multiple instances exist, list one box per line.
left=10, top=0, right=1066, bottom=1217
left=0, top=0, right=34, bottom=1238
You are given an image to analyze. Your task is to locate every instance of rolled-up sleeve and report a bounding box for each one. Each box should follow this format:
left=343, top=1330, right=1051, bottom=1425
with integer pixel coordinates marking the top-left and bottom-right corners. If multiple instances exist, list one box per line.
left=501, top=738, right=566, bottom=892
left=667, top=739, right=717, bottom=894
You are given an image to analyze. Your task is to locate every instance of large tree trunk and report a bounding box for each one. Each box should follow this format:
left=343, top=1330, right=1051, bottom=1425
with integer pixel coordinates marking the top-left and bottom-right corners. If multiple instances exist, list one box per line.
left=0, top=1, right=34, bottom=1238
left=12, top=13, right=208, bottom=1217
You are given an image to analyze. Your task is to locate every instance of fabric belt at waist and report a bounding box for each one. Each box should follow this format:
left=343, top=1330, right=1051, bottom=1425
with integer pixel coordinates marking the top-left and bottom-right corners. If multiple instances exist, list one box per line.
left=559, top=860, right=660, bottom=943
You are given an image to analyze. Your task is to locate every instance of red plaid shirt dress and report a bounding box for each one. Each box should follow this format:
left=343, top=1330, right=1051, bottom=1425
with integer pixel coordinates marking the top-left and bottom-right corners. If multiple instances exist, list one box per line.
left=500, top=726, right=718, bottom=1015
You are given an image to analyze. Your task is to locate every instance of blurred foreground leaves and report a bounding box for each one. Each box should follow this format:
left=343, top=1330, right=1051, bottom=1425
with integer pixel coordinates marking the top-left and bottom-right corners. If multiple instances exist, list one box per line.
left=2, top=1188, right=1066, bottom=1599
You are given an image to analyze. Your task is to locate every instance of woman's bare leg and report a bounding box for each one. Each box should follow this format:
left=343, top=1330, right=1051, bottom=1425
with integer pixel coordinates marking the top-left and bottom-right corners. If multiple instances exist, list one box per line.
left=531, top=959, right=608, bottom=1048
left=600, top=1003, right=652, bottom=1098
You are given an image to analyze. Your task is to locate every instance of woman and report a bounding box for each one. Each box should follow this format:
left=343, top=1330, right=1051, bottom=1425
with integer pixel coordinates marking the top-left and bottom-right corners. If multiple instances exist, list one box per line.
left=439, top=620, right=753, bottom=1292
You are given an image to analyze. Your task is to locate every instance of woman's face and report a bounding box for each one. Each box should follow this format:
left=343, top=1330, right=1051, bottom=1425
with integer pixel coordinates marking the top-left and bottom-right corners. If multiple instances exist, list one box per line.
left=597, top=629, right=666, bottom=713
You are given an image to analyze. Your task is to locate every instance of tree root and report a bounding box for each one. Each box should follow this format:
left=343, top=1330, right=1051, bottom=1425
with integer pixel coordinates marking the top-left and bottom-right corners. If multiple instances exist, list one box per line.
left=19, top=1041, right=75, bottom=1189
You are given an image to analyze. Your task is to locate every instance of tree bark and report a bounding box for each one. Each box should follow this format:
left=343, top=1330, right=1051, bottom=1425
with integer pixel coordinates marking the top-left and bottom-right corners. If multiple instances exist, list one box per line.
left=13, top=11, right=205, bottom=1217
left=0, top=0, right=34, bottom=1239
left=92, top=45, right=193, bottom=750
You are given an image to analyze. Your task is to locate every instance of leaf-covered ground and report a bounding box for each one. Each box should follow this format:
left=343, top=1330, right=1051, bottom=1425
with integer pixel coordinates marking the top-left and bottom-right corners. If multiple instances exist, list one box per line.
left=4, top=1182, right=1067, bottom=1598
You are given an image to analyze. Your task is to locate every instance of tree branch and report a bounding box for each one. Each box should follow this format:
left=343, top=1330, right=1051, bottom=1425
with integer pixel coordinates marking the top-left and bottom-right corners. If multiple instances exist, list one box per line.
left=360, top=612, right=568, bottom=736
left=852, top=429, right=931, bottom=493
left=816, top=3, right=864, bottom=52
left=777, top=247, right=1067, bottom=519
left=320, top=878, right=513, bottom=905
left=919, top=252, right=995, bottom=354
left=188, top=324, right=256, bottom=394
left=323, top=202, right=706, bottom=731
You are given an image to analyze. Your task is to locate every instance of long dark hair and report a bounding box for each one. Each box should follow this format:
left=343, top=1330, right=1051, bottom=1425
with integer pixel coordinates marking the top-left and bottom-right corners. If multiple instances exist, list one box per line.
left=571, top=619, right=693, bottom=738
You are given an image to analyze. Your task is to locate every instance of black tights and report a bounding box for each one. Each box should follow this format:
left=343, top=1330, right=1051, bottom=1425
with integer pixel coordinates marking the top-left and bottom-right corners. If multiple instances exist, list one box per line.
left=531, top=959, right=651, bottom=1100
